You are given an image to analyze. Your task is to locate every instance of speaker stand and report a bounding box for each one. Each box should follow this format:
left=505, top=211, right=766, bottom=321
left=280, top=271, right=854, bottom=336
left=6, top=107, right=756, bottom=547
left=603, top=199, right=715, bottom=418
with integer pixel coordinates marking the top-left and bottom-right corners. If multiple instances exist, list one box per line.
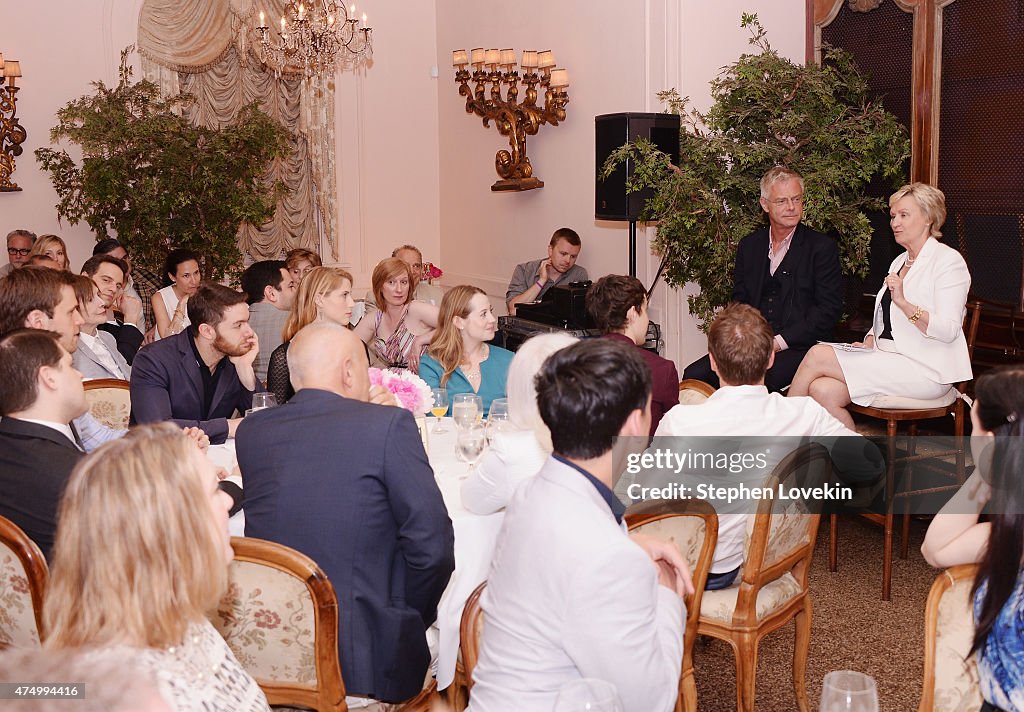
left=628, top=219, right=638, bottom=277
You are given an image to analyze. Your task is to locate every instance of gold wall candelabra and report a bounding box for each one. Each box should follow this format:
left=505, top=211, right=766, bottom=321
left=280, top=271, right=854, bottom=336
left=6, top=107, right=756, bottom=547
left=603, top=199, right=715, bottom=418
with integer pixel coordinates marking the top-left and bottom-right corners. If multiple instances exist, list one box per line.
left=452, top=48, right=569, bottom=192
left=0, top=53, right=25, bottom=193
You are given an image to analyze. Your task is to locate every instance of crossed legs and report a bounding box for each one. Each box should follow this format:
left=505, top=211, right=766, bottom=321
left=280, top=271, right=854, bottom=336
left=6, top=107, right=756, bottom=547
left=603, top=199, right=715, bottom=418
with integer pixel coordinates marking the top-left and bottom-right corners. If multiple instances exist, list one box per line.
left=788, top=344, right=855, bottom=429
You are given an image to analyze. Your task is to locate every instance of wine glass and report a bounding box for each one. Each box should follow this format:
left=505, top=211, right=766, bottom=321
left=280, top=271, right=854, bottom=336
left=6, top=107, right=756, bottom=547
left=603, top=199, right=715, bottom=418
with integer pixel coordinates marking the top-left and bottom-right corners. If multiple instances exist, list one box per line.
left=452, top=393, right=481, bottom=430
left=554, top=678, right=623, bottom=712
left=430, top=388, right=449, bottom=434
left=456, top=422, right=487, bottom=477
left=819, top=671, right=879, bottom=712
left=487, top=397, right=511, bottom=441
left=252, top=392, right=277, bottom=411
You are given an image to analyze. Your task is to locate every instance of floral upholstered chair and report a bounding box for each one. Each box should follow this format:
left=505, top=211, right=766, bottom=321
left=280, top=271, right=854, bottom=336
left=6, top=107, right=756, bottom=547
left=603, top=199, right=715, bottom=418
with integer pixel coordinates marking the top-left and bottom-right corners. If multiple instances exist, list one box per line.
left=625, top=498, right=719, bottom=712
left=678, top=379, right=716, bottom=406
left=697, top=443, right=830, bottom=712
left=83, top=378, right=131, bottom=430
left=0, top=516, right=48, bottom=650
left=919, top=564, right=983, bottom=712
left=211, top=537, right=346, bottom=712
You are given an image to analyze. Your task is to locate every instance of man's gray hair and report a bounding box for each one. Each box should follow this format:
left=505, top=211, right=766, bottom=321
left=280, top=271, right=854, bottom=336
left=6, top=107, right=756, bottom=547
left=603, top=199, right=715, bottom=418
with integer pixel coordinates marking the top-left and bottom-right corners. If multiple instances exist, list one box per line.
left=6, top=229, right=37, bottom=245
left=759, top=166, right=804, bottom=199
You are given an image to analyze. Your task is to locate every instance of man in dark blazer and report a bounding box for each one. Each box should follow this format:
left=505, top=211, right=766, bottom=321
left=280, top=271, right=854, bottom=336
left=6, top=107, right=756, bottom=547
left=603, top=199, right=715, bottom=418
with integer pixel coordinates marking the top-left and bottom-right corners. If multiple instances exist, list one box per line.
left=683, top=166, right=843, bottom=392
left=236, top=322, right=455, bottom=705
left=0, top=330, right=88, bottom=560
left=131, top=283, right=258, bottom=444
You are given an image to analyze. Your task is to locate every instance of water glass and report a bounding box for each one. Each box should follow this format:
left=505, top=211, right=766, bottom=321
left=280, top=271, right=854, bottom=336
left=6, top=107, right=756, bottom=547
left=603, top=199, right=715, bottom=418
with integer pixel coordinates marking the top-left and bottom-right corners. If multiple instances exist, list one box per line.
left=252, top=392, right=277, bottom=411
left=452, top=393, right=482, bottom=430
left=554, top=678, right=623, bottom=712
left=819, top=671, right=879, bottom=712
left=430, top=388, right=449, bottom=434
left=456, top=422, right=487, bottom=476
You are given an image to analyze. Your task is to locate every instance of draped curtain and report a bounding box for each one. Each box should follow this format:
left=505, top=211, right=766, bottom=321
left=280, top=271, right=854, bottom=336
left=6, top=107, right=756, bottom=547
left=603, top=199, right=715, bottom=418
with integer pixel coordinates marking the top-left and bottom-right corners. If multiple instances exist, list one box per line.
left=137, top=0, right=338, bottom=261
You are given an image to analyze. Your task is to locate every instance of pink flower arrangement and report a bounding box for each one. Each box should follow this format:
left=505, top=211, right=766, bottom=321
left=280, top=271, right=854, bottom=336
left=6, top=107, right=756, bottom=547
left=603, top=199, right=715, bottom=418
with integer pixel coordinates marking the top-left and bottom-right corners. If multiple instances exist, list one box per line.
left=369, top=367, right=432, bottom=415
left=422, top=262, right=443, bottom=281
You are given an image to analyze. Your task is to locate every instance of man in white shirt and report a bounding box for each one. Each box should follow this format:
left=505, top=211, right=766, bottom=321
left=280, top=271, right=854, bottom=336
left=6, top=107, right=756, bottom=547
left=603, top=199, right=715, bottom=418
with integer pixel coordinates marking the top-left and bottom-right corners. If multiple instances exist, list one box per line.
left=652, top=304, right=881, bottom=589
left=468, top=339, right=692, bottom=712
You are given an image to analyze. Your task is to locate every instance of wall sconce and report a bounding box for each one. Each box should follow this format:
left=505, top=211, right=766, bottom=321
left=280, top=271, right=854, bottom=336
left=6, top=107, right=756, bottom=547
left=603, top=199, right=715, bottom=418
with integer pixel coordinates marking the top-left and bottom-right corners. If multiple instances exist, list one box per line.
left=0, top=51, right=26, bottom=193
left=452, top=47, right=569, bottom=191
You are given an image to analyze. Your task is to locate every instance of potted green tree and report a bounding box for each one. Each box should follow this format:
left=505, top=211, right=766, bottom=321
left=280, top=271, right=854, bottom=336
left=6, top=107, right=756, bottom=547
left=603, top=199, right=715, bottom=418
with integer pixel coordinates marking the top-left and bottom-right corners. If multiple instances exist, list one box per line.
left=603, top=14, right=910, bottom=328
left=36, top=49, right=289, bottom=281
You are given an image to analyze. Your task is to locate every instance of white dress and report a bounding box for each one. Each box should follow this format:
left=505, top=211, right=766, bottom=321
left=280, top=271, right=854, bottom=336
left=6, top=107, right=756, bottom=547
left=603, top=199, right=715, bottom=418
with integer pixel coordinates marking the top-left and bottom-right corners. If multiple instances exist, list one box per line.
left=155, top=285, right=190, bottom=340
left=86, top=619, right=270, bottom=712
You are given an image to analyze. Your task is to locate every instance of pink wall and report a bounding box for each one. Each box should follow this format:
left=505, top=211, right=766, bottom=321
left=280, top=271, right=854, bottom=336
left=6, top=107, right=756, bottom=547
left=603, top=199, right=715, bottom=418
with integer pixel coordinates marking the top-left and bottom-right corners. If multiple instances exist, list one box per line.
left=2, top=0, right=144, bottom=274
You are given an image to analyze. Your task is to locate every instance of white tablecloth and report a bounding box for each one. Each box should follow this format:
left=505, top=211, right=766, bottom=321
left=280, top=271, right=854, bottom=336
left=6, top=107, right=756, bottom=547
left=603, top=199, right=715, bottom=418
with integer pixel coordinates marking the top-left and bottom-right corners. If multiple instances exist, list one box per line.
left=209, top=418, right=504, bottom=690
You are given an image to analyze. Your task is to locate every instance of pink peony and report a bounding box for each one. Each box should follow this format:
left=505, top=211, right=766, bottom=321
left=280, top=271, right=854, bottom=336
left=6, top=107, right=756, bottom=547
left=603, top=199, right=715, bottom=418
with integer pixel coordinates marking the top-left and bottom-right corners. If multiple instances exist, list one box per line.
left=368, top=367, right=432, bottom=415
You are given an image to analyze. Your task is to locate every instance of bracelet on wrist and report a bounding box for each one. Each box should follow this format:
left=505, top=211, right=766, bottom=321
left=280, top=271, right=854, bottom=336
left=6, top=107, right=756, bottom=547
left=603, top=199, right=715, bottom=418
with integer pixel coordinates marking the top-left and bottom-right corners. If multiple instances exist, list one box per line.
left=535, top=279, right=545, bottom=290
left=908, top=306, right=924, bottom=323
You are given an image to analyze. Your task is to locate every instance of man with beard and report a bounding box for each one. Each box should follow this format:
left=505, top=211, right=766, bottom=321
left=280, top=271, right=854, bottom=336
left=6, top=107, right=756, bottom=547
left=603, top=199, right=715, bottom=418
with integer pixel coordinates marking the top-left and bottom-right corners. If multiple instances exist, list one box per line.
left=131, top=283, right=260, bottom=444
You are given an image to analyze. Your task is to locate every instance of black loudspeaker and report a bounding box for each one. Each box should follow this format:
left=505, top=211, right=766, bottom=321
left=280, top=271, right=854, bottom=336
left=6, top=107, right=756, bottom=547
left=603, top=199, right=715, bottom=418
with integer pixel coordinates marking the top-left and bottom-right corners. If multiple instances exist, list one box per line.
left=595, top=112, right=681, bottom=221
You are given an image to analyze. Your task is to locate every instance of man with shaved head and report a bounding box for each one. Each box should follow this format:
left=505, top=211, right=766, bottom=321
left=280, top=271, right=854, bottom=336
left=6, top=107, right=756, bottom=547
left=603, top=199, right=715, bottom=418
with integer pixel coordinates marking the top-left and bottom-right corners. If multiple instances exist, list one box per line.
left=235, top=322, right=455, bottom=708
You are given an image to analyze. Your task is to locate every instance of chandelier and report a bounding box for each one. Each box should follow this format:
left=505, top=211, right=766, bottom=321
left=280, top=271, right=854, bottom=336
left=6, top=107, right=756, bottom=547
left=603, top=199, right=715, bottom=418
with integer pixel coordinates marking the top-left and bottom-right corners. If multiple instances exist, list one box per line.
left=255, top=1, right=373, bottom=78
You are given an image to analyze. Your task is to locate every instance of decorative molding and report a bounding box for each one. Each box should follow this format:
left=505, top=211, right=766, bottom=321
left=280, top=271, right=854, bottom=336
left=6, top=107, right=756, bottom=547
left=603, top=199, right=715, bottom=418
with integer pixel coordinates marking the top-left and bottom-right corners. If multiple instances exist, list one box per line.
left=848, top=0, right=883, bottom=12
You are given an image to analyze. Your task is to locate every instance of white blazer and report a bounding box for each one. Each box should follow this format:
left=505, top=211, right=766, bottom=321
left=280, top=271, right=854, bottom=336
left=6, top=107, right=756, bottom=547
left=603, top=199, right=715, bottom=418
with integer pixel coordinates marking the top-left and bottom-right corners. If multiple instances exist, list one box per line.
left=868, top=237, right=972, bottom=384
left=467, top=457, right=684, bottom=712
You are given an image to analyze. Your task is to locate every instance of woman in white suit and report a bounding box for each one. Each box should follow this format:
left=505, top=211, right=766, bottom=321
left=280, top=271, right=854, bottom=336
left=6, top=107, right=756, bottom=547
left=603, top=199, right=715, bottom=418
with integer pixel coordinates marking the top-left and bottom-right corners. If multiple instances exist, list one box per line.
left=789, top=183, right=971, bottom=428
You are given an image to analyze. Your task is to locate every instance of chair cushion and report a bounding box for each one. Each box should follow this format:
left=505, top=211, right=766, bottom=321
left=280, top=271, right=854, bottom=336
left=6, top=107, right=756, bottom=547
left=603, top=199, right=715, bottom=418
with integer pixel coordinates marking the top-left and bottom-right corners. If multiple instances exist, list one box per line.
left=932, top=573, right=983, bottom=712
left=0, top=547, right=41, bottom=648
left=868, top=388, right=957, bottom=410
left=630, top=517, right=707, bottom=571
left=211, top=561, right=318, bottom=686
left=84, top=388, right=132, bottom=430
left=700, top=572, right=802, bottom=623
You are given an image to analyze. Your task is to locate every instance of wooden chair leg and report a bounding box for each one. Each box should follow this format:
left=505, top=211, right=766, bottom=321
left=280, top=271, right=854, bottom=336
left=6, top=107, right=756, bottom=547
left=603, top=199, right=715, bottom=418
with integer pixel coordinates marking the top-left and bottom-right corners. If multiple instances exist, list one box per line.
left=793, top=598, right=813, bottom=712
left=679, top=670, right=697, bottom=712
left=733, top=633, right=759, bottom=712
left=900, top=423, right=919, bottom=560
left=882, top=419, right=898, bottom=601
left=828, top=513, right=838, bottom=572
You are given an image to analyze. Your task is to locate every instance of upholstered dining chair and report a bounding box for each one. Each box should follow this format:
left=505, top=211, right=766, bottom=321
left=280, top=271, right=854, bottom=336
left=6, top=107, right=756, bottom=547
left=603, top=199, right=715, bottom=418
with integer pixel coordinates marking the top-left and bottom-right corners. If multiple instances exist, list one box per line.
left=678, top=379, right=716, bottom=405
left=625, top=498, right=719, bottom=712
left=0, top=515, right=49, bottom=650
left=919, top=564, right=982, bottom=712
left=212, top=537, right=438, bottom=712
left=459, top=581, right=487, bottom=697
left=697, top=443, right=830, bottom=712
left=832, top=300, right=983, bottom=601
left=83, top=378, right=131, bottom=430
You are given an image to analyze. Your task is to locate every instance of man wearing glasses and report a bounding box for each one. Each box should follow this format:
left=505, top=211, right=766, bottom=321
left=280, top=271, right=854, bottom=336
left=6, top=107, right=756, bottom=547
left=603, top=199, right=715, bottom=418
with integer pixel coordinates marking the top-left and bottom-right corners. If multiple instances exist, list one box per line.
left=0, top=229, right=37, bottom=278
left=682, top=166, right=843, bottom=392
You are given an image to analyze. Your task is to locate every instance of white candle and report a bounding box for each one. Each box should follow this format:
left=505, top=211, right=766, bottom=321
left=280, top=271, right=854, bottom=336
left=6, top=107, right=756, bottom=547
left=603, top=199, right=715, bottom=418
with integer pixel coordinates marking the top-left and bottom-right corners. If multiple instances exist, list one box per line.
left=259, top=10, right=265, bottom=26
left=298, top=3, right=304, bottom=19
left=281, top=16, right=286, bottom=32
left=362, top=12, right=367, bottom=25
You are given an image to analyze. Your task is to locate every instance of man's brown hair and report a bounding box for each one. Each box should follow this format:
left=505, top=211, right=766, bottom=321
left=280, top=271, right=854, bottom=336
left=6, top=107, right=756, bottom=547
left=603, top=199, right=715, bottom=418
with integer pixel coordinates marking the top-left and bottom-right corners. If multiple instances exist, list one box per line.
left=708, top=303, right=774, bottom=386
left=586, top=275, right=645, bottom=334
left=0, top=329, right=64, bottom=415
left=186, top=283, right=248, bottom=334
left=0, top=267, right=75, bottom=336
left=550, top=227, right=581, bottom=247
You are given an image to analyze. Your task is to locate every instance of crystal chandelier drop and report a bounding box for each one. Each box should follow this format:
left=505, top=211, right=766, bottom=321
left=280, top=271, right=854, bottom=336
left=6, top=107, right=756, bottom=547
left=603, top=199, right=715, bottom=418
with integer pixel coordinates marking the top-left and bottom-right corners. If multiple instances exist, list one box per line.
left=255, top=1, right=373, bottom=78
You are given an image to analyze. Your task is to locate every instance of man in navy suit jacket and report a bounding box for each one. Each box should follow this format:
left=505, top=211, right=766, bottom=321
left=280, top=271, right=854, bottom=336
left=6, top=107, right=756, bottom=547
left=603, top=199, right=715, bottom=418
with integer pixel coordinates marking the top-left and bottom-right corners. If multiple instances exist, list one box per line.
left=684, top=166, right=843, bottom=391
left=131, top=283, right=259, bottom=444
left=0, top=330, right=88, bottom=560
left=236, top=322, right=455, bottom=704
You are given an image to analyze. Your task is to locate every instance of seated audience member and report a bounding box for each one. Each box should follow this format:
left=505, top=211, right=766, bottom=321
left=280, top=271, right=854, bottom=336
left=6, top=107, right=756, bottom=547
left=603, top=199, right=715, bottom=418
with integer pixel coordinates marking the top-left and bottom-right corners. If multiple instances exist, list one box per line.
left=461, top=332, right=576, bottom=515
left=468, top=339, right=691, bottom=712
left=240, top=260, right=296, bottom=385
left=43, top=423, right=271, bottom=712
left=28, top=234, right=70, bottom=271
left=683, top=166, right=843, bottom=392
left=789, top=183, right=971, bottom=428
left=0, top=330, right=87, bottom=560
left=82, top=253, right=144, bottom=364
left=71, top=274, right=131, bottom=380
left=420, top=285, right=513, bottom=416
left=25, top=254, right=62, bottom=269
left=353, top=257, right=438, bottom=372
left=1, top=228, right=36, bottom=278
left=0, top=648, right=170, bottom=712
left=505, top=227, right=588, bottom=316
left=0, top=266, right=125, bottom=451
left=267, top=266, right=355, bottom=404
left=587, top=274, right=678, bottom=434
left=152, top=248, right=202, bottom=340
left=94, top=239, right=163, bottom=336
left=921, top=366, right=1024, bottom=711
left=237, top=322, right=455, bottom=705
left=285, top=247, right=322, bottom=283
left=365, top=245, right=442, bottom=307
left=131, top=283, right=259, bottom=443
left=653, top=303, right=878, bottom=590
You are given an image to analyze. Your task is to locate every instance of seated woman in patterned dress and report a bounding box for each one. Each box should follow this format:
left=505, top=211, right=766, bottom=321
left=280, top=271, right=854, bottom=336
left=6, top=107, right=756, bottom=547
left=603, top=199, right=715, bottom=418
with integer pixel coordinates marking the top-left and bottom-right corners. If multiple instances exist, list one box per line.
left=922, top=366, right=1024, bottom=712
left=353, top=257, right=438, bottom=373
left=43, top=423, right=270, bottom=712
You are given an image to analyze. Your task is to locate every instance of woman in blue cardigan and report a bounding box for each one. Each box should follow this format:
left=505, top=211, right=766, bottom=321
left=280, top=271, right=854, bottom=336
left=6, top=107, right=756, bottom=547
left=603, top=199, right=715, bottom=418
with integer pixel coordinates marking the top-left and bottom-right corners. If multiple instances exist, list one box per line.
left=420, top=285, right=513, bottom=416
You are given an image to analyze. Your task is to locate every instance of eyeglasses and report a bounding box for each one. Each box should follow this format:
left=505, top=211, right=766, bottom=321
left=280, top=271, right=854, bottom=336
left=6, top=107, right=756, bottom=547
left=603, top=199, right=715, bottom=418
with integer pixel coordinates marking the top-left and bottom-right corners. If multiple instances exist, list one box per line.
left=768, top=195, right=804, bottom=208
left=7, top=247, right=31, bottom=256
